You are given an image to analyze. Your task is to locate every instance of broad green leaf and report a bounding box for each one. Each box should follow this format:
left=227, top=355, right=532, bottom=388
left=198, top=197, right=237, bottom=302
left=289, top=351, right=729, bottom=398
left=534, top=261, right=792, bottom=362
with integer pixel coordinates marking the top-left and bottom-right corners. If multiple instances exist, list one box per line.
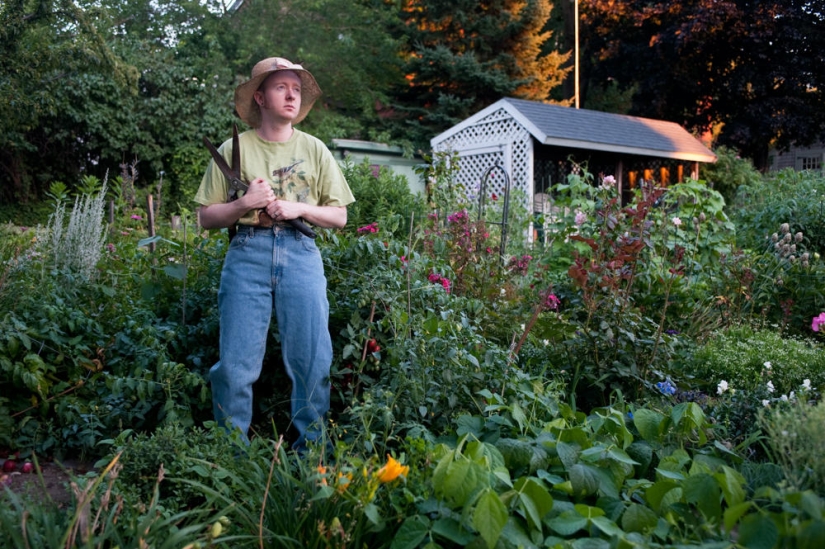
left=714, top=466, right=745, bottom=507
left=798, top=521, right=825, bottom=549
left=723, top=501, right=753, bottom=533
left=570, top=537, right=611, bottom=549
left=737, top=513, right=779, bottom=549
left=547, top=509, right=588, bottom=536
left=683, top=473, right=722, bottom=520
left=391, top=516, right=430, bottom=549
left=645, top=480, right=679, bottom=513
left=607, top=447, right=640, bottom=466
left=574, top=503, right=605, bottom=519
left=556, top=440, right=580, bottom=468
left=163, top=263, right=187, bottom=280
left=441, top=460, right=485, bottom=507
left=621, top=503, right=658, bottom=533
left=473, top=489, right=507, bottom=549
left=432, top=517, right=474, bottom=545
left=569, top=463, right=600, bottom=496
left=626, top=441, right=653, bottom=476
left=633, top=409, right=664, bottom=443
left=514, top=477, right=554, bottom=530
left=591, top=516, right=623, bottom=537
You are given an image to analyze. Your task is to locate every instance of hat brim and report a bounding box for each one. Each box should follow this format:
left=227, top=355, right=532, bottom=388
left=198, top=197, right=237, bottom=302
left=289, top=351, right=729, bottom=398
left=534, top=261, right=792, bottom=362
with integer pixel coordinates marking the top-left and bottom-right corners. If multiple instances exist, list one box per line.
left=234, top=60, right=321, bottom=127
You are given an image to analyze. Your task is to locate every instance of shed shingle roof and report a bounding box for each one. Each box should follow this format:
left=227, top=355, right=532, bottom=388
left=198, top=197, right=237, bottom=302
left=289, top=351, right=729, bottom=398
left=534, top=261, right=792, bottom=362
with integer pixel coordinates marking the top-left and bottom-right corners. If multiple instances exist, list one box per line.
left=432, top=98, right=717, bottom=163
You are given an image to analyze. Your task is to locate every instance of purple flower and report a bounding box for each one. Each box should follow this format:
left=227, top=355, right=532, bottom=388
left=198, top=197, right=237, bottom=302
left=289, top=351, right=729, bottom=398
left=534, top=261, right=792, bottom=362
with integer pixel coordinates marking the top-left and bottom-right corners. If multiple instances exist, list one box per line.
left=131, top=214, right=142, bottom=220
left=812, top=312, right=825, bottom=332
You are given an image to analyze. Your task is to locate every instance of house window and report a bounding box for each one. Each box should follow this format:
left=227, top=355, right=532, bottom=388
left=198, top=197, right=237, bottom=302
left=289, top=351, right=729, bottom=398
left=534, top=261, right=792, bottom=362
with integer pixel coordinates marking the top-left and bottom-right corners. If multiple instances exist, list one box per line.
left=800, top=156, right=821, bottom=171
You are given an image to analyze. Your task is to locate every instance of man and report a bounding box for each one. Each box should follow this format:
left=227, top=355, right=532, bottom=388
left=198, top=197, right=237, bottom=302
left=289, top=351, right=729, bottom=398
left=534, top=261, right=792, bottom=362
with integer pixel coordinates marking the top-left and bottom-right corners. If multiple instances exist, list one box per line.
left=194, top=57, right=355, bottom=450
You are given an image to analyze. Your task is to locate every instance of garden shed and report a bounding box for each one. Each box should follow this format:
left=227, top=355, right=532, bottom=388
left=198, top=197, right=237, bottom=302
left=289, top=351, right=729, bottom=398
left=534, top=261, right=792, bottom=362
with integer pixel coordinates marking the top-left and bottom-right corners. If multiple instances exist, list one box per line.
left=430, top=98, right=717, bottom=221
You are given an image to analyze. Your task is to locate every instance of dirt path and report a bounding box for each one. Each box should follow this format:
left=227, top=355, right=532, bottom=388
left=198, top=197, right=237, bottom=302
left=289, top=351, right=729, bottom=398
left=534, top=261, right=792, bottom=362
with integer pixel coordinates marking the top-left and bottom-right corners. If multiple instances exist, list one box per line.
left=2, top=458, right=92, bottom=508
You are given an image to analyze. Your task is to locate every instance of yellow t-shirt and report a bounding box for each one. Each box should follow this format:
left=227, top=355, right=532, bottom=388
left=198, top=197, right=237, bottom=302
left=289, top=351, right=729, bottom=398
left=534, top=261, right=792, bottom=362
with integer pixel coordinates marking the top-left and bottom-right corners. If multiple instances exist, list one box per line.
left=195, top=129, right=355, bottom=226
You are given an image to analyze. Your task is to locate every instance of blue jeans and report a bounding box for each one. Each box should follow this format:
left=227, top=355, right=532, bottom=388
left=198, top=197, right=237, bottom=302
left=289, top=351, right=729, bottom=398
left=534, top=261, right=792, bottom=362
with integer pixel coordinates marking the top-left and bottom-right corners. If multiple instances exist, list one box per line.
left=209, top=224, right=332, bottom=449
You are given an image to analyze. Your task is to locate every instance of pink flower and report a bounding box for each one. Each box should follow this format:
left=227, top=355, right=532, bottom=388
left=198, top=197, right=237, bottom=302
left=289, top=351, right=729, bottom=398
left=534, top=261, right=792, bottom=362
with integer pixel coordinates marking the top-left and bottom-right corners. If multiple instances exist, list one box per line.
left=812, top=312, right=825, bottom=332
left=574, top=211, right=587, bottom=226
left=357, top=222, right=379, bottom=234
left=447, top=210, right=468, bottom=224
left=131, top=214, right=142, bottom=220
left=543, top=293, right=560, bottom=311
left=428, top=272, right=451, bottom=293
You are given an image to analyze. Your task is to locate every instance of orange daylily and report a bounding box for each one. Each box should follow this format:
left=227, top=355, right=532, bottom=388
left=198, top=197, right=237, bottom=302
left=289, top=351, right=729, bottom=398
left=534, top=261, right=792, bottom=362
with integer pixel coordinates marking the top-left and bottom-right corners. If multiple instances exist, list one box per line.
left=375, top=455, right=409, bottom=483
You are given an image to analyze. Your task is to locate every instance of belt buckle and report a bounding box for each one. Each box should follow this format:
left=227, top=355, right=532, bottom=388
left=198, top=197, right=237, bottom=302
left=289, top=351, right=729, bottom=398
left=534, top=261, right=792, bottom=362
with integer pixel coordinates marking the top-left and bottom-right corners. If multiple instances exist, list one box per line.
left=256, top=209, right=275, bottom=228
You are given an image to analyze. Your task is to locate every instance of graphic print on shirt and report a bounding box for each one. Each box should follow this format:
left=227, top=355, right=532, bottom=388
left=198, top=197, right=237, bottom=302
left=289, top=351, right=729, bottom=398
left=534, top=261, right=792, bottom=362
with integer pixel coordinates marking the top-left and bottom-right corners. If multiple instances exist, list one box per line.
left=272, top=160, right=307, bottom=202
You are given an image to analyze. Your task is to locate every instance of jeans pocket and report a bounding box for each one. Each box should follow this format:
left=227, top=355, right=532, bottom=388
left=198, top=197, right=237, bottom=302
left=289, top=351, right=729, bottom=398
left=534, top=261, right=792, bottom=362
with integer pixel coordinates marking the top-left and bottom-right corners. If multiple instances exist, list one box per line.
left=230, top=231, right=250, bottom=249
left=300, top=234, right=320, bottom=253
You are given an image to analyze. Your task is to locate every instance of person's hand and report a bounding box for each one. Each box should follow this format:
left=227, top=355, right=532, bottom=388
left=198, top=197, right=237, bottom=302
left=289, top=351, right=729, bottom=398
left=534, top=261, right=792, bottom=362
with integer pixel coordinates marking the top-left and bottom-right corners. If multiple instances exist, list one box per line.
left=265, top=198, right=305, bottom=221
left=242, top=178, right=276, bottom=209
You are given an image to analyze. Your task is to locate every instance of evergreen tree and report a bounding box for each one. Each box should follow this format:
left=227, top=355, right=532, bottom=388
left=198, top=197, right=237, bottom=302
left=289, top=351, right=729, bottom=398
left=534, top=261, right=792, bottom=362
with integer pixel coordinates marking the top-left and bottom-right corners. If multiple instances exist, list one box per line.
left=389, top=0, right=571, bottom=151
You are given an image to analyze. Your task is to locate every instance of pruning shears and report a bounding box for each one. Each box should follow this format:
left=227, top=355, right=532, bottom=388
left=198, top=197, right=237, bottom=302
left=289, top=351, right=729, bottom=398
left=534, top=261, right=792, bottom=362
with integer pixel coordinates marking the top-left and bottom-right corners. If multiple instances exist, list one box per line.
left=203, top=124, right=317, bottom=238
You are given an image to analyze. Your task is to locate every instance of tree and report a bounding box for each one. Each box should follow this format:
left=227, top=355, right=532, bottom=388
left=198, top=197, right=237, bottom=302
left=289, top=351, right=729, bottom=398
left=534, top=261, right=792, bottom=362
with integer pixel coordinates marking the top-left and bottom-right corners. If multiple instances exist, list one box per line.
left=229, top=0, right=405, bottom=145
left=580, top=0, right=825, bottom=167
left=0, top=0, right=137, bottom=203
left=389, top=0, right=571, bottom=151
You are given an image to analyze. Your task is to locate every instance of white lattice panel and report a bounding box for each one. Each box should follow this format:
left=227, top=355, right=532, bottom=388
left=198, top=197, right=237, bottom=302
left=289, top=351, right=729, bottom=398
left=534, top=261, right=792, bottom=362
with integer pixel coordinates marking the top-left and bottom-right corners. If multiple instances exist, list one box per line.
left=434, top=108, right=533, bottom=208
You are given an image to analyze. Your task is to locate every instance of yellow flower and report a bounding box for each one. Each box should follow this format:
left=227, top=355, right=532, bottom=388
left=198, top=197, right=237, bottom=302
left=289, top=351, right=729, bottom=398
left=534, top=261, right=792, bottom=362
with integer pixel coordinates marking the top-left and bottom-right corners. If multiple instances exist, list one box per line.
left=374, top=455, right=409, bottom=483
left=336, top=471, right=353, bottom=493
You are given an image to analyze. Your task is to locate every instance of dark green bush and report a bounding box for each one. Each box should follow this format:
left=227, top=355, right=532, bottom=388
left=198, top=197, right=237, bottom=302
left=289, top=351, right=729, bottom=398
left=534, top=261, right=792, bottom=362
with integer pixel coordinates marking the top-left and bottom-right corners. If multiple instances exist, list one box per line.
left=341, top=158, right=426, bottom=237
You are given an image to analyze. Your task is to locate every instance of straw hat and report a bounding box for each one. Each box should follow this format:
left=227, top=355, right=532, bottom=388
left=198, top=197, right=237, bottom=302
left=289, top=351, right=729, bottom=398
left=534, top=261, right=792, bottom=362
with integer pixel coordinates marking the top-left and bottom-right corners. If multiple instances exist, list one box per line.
left=234, top=57, right=322, bottom=127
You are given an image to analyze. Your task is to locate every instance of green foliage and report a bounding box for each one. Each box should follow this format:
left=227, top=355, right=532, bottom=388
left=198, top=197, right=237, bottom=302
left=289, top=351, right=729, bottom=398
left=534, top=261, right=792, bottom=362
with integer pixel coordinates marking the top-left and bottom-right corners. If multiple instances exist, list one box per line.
left=761, top=399, right=825, bottom=495
left=98, top=422, right=243, bottom=512
left=688, top=325, right=825, bottom=397
left=342, top=158, right=426, bottom=237
left=390, top=0, right=570, bottom=149
left=0, top=454, right=229, bottom=548
left=733, top=169, right=825, bottom=256
left=702, top=146, right=764, bottom=204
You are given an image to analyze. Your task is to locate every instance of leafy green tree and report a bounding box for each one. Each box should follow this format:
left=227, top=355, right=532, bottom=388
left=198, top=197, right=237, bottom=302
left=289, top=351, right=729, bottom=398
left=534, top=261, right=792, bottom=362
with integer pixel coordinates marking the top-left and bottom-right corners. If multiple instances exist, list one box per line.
left=230, top=0, right=405, bottom=145
left=0, top=0, right=136, bottom=204
left=0, top=0, right=241, bottom=208
left=389, top=0, right=571, bottom=151
left=580, top=0, right=825, bottom=167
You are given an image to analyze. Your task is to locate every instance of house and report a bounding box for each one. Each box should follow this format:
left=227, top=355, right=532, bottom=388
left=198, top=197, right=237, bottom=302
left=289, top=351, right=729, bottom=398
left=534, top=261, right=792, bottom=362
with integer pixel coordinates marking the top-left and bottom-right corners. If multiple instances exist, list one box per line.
left=768, top=143, right=825, bottom=173
left=329, top=139, right=426, bottom=195
left=430, top=98, right=717, bottom=217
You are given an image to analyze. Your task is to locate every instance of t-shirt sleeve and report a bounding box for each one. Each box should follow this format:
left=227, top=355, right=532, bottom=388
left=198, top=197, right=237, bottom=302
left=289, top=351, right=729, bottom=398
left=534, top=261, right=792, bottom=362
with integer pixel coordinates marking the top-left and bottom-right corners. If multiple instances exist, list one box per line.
left=193, top=139, right=232, bottom=206
left=316, top=143, right=355, bottom=208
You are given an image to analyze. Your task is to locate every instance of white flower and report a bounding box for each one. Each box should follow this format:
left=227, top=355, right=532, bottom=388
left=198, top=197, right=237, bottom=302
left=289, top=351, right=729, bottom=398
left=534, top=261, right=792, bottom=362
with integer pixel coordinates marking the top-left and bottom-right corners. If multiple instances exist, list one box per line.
left=803, top=379, right=812, bottom=390
left=762, top=399, right=770, bottom=407
left=672, top=217, right=683, bottom=227
left=789, top=391, right=795, bottom=401
left=542, top=339, right=550, bottom=346
left=767, top=381, right=775, bottom=393
left=717, top=380, right=729, bottom=395
left=780, top=394, right=788, bottom=402
left=500, top=288, right=506, bottom=297
left=763, top=361, right=772, bottom=370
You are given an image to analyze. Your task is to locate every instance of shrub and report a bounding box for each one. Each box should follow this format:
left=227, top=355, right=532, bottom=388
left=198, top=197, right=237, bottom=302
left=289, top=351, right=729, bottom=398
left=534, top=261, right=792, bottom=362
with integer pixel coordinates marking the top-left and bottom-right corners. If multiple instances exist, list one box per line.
left=761, top=399, right=825, bottom=495
left=98, top=422, right=243, bottom=512
left=686, top=325, right=825, bottom=396
left=342, top=158, right=426, bottom=238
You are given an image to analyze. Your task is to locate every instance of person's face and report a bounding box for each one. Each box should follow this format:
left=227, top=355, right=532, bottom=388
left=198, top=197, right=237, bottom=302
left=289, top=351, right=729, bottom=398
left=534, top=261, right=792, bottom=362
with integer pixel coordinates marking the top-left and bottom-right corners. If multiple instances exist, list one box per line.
left=254, top=71, right=302, bottom=124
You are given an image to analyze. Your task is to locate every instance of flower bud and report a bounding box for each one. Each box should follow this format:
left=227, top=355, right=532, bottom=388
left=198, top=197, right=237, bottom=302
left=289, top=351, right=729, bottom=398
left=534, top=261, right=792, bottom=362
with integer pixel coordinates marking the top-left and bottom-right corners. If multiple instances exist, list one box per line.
left=795, top=232, right=804, bottom=242
left=771, top=233, right=779, bottom=242
left=780, top=223, right=790, bottom=234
